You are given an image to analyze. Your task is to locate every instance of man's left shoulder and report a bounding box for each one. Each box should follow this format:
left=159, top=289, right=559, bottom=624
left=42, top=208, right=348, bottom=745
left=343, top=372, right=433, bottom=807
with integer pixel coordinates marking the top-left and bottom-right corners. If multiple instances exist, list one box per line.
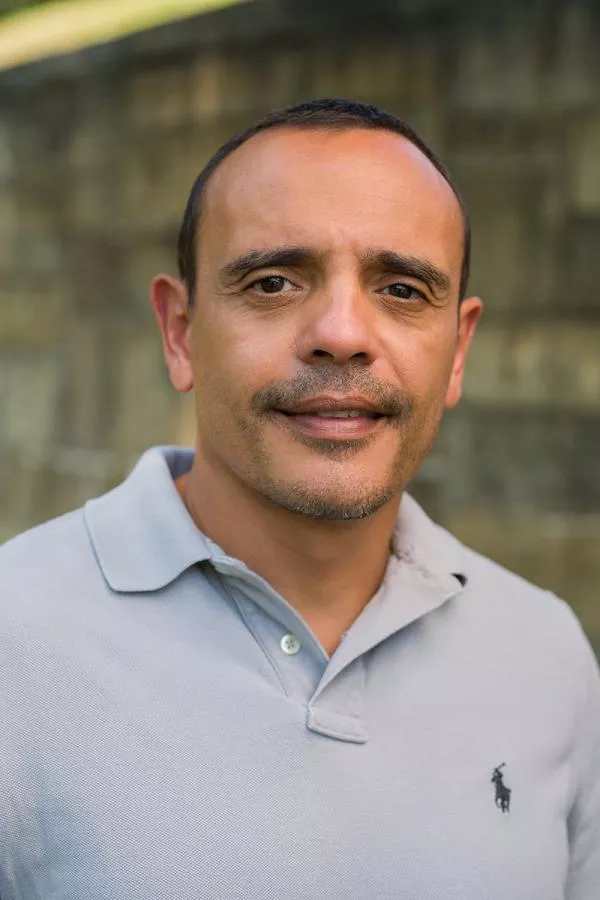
left=439, top=521, right=593, bottom=662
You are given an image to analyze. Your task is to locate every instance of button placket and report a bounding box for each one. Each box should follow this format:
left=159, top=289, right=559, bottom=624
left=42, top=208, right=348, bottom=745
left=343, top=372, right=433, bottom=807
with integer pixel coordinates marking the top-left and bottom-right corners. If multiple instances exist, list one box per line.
left=222, top=583, right=325, bottom=702
left=307, top=655, right=368, bottom=743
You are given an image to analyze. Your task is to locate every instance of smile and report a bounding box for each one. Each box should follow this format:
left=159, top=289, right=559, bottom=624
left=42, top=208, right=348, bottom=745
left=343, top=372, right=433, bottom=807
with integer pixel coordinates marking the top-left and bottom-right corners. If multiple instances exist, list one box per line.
left=273, top=410, right=387, bottom=440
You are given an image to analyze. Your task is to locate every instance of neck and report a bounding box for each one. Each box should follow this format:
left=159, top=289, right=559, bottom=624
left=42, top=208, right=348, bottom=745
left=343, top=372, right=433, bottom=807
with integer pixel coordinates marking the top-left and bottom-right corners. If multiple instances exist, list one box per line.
left=176, top=450, right=401, bottom=656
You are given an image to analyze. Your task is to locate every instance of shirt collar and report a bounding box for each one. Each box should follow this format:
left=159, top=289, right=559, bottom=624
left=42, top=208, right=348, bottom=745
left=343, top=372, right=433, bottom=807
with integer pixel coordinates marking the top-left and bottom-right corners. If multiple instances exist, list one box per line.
left=85, top=445, right=467, bottom=594
left=85, top=446, right=214, bottom=592
left=392, top=492, right=468, bottom=589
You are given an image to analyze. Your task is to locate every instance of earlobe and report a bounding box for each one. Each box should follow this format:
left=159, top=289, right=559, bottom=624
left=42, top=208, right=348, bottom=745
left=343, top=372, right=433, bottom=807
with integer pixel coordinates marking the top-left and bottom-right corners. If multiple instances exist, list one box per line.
left=150, top=274, right=194, bottom=393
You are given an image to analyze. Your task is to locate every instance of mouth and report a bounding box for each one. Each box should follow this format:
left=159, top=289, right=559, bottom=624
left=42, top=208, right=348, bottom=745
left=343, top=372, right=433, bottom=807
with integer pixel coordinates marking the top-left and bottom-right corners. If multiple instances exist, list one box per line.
left=272, top=397, right=389, bottom=440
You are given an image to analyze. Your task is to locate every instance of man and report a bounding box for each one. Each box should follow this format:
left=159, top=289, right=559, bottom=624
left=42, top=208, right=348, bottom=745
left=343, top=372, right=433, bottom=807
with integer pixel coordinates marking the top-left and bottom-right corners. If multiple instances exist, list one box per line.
left=0, top=99, right=598, bottom=899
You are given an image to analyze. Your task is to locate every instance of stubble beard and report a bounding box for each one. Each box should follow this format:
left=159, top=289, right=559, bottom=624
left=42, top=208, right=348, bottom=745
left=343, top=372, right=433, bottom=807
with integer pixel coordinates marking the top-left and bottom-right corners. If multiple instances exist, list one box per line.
left=207, top=365, right=444, bottom=522
left=239, top=409, right=442, bottom=522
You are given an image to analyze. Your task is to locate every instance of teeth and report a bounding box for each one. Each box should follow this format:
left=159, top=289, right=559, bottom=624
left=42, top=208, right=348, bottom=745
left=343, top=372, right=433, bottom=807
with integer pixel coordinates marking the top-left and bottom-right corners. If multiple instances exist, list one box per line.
left=315, top=410, right=364, bottom=418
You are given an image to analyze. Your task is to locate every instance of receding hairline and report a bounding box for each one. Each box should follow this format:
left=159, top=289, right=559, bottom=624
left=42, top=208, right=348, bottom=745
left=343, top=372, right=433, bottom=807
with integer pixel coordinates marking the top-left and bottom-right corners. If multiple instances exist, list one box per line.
left=196, top=122, right=464, bottom=240
left=177, top=103, right=472, bottom=303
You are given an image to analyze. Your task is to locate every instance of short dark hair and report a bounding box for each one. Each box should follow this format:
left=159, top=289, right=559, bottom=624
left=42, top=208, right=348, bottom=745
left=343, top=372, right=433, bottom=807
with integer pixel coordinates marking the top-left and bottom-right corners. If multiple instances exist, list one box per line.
left=177, top=98, right=471, bottom=302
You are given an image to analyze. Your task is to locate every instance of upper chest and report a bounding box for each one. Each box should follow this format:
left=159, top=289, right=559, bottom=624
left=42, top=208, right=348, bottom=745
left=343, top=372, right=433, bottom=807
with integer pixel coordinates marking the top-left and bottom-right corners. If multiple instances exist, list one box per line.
left=0, top=583, right=574, bottom=900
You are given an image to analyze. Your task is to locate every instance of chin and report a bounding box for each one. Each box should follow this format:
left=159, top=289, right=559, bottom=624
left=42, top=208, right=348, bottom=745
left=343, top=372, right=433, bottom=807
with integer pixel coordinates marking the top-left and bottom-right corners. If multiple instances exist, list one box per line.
left=261, top=475, right=399, bottom=522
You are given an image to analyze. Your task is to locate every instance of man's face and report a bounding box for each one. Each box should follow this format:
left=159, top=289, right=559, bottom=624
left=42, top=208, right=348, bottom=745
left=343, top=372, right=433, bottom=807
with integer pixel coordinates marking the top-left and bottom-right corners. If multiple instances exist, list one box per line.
left=163, top=127, right=480, bottom=520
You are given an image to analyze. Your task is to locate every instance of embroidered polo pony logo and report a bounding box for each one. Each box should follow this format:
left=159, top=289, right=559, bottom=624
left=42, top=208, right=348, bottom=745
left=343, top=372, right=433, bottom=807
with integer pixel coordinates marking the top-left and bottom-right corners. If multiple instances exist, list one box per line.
left=491, top=763, right=511, bottom=813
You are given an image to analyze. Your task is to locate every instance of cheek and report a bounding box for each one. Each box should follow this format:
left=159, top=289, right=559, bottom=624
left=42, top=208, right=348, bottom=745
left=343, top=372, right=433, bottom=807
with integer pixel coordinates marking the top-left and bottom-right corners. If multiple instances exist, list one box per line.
left=191, top=315, right=281, bottom=412
left=385, top=326, right=456, bottom=403
left=189, top=318, right=233, bottom=410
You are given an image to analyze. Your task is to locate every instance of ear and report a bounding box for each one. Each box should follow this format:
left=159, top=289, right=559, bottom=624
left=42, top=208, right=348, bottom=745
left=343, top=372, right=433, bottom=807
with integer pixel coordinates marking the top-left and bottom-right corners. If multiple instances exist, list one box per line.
left=444, top=296, right=483, bottom=409
left=150, top=274, right=194, bottom=392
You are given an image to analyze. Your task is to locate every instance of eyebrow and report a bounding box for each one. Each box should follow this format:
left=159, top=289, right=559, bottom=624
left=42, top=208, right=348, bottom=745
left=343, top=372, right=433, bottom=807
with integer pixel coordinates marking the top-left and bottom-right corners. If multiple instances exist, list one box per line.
left=362, top=250, right=451, bottom=296
left=219, top=247, right=319, bottom=281
left=219, top=246, right=452, bottom=297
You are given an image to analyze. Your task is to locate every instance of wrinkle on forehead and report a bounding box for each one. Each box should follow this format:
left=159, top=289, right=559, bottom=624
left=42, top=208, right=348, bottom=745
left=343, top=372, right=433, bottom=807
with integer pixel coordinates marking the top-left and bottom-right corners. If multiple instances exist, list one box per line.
left=199, top=128, right=464, bottom=288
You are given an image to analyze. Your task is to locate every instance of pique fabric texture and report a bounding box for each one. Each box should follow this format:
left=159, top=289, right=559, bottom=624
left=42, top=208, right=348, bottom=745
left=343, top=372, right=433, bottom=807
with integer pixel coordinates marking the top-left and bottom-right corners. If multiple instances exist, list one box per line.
left=0, top=446, right=599, bottom=900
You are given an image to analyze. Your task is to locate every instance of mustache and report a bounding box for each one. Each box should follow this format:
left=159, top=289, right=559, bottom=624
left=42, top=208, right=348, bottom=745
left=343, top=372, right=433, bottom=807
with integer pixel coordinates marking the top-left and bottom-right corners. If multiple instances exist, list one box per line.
left=251, top=368, right=413, bottom=419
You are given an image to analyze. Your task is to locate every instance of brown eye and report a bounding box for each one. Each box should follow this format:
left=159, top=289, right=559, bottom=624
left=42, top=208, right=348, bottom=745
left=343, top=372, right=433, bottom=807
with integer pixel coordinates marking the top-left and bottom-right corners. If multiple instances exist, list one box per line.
left=382, top=283, right=423, bottom=301
left=253, top=276, right=287, bottom=294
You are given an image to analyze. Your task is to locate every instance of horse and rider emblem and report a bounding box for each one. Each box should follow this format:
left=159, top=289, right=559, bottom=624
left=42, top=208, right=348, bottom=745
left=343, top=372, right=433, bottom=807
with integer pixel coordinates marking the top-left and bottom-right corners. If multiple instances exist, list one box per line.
left=491, top=763, right=511, bottom=813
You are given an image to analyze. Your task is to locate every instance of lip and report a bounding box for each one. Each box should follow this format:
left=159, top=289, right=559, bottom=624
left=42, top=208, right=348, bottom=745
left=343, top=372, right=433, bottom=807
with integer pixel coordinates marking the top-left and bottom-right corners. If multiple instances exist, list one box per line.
left=272, top=410, right=387, bottom=441
left=276, top=394, right=385, bottom=416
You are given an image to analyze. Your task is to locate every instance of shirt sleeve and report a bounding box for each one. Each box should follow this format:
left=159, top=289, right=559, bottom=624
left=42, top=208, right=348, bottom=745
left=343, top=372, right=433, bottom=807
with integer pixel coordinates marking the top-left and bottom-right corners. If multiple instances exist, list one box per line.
left=565, top=612, right=600, bottom=900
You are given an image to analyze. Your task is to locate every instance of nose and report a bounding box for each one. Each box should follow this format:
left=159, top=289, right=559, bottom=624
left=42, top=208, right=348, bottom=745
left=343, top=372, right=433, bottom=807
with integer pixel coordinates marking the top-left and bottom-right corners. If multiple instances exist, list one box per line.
left=297, top=274, right=378, bottom=366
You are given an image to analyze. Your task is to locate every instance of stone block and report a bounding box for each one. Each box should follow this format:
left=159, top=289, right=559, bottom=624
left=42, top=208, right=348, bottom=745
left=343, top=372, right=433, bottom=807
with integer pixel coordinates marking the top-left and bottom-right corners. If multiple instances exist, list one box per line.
left=129, top=64, right=190, bottom=129
left=0, top=190, right=17, bottom=269
left=125, top=239, right=178, bottom=314
left=11, top=197, right=65, bottom=275
left=305, top=37, right=439, bottom=109
left=0, top=352, right=61, bottom=448
left=68, top=236, right=128, bottom=313
left=308, top=41, right=390, bottom=102
left=67, top=92, right=117, bottom=171
left=446, top=114, right=564, bottom=164
left=439, top=405, right=600, bottom=514
left=550, top=0, right=600, bottom=108
left=398, top=39, right=439, bottom=112
left=59, top=321, right=109, bottom=449
left=261, top=48, right=307, bottom=109
left=192, top=52, right=268, bottom=120
left=454, top=162, right=562, bottom=314
left=0, top=449, right=39, bottom=542
left=464, top=323, right=600, bottom=411
left=25, top=463, right=110, bottom=532
left=122, top=130, right=199, bottom=230
left=558, top=215, right=600, bottom=314
left=569, top=115, right=600, bottom=213
left=191, top=54, right=226, bottom=121
left=25, top=446, right=128, bottom=527
left=220, top=54, right=273, bottom=117
left=0, top=284, right=70, bottom=346
left=451, top=2, right=599, bottom=112
left=450, top=8, right=543, bottom=112
left=204, top=49, right=303, bottom=120
left=108, top=326, right=177, bottom=455
left=70, top=170, right=115, bottom=229
left=302, top=44, right=348, bottom=103
left=68, top=119, right=105, bottom=171
left=0, top=122, right=15, bottom=184
left=187, top=119, right=252, bottom=174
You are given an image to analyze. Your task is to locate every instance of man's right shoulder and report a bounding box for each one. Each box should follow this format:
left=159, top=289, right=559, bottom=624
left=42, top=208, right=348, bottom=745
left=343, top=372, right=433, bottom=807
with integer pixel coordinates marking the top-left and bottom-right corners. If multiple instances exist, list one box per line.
left=0, top=509, right=100, bottom=611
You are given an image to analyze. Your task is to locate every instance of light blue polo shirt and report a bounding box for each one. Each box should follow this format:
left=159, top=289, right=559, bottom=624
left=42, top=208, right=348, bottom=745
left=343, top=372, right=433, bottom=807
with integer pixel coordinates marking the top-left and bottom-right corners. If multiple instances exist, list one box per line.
left=0, top=446, right=599, bottom=900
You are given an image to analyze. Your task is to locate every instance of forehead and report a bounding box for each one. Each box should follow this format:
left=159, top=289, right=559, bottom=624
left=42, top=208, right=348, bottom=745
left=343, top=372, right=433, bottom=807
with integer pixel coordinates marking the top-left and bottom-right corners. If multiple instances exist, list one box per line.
left=200, top=127, right=463, bottom=277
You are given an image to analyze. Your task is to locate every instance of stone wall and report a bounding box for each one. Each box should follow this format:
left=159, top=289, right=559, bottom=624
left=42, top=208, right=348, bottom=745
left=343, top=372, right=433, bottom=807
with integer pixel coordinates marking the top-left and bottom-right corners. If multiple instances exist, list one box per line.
left=1, top=0, right=599, bottom=649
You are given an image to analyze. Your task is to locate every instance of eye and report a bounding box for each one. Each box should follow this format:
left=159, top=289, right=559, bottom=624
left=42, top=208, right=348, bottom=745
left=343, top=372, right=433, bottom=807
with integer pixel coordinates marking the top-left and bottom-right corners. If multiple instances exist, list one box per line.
left=247, top=275, right=291, bottom=294
left=381, top=282, right=425, bottom=301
